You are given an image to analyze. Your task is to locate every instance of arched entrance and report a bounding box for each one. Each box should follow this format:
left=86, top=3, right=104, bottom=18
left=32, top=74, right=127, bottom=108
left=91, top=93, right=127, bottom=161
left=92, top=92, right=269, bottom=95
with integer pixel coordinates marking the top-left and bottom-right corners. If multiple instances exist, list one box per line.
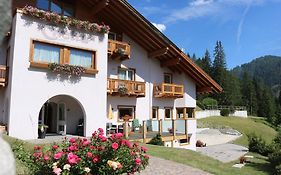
left=38, top=95, right=85, bottom=137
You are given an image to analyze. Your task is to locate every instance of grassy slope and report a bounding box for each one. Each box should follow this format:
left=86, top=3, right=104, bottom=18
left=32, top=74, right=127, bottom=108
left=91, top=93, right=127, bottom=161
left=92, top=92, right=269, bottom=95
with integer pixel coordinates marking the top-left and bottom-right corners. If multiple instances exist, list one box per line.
left=145, top=144, right=272, bottom=175
left=197, top=116, right=277, bottom=146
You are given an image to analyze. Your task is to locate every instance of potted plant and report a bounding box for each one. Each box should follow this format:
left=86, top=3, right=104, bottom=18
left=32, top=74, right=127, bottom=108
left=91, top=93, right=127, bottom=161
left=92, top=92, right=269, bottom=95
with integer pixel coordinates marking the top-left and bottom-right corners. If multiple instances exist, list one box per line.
left=132, top=119, right=140, bottom=132
left=118, top=85, right=128, bottom=95
left=38, top=124, right=48, bottom=139
left=114, top=48, right=126, bottom=56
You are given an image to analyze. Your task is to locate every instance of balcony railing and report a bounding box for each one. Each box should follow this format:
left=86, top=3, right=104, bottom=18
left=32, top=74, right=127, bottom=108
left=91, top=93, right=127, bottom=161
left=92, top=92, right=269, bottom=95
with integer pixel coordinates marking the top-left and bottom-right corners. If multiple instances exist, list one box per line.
left=107, top=78, right=145, bottom=97
left=0, top=65, right=7, bottom=87
left=108, top=39, right=131, bottom=61
left=154, top=83, right=184, bottom=98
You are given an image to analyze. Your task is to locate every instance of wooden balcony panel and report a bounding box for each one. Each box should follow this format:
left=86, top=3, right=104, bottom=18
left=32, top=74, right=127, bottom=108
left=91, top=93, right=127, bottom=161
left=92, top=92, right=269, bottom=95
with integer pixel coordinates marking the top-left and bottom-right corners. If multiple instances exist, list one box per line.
left=108, top=39, right=131, bottom=61
left=0, top=65, right=7, bottom=87
left=154, top=83, right=184, bottom=98
left=107, top=78, right=145, bottom=97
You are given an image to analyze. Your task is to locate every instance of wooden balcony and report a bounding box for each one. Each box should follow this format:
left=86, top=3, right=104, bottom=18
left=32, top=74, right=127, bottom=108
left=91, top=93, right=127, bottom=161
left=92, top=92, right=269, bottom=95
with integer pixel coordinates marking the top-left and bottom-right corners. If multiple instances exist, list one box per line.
left=154, top=83, right=184, bottom=98
left=107, top=78, right=145, bottom=97
left=0, top=65, right=7, bottom=87
left=108, top=39, right=131, bottom=61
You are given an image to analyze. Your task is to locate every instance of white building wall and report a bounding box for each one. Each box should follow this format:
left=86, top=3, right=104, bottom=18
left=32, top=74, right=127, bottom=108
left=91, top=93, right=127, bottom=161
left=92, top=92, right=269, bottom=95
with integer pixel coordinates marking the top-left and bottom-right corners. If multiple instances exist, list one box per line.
left=107, top=34, right=197, bottom=122
left=7, top=13, right=108, bottom=140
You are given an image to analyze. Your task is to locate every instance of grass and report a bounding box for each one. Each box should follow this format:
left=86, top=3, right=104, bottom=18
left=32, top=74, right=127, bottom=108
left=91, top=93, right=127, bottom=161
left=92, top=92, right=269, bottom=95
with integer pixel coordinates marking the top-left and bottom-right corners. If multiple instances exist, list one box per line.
left=145, top=144, right=273, bottom=175
left=197, top=116, right=277, bottom=147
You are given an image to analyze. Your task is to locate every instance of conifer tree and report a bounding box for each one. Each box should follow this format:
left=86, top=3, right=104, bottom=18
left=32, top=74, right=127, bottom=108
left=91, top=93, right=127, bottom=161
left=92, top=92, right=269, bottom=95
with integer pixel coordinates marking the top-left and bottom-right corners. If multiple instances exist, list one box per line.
left=200, top=49, right=212, bottom=75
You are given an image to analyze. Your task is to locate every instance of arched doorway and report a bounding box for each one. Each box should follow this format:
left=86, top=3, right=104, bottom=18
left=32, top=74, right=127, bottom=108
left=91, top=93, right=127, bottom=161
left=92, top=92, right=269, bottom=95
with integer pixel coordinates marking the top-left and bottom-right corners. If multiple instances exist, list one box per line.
left=38, top=95, right=85, bottom=137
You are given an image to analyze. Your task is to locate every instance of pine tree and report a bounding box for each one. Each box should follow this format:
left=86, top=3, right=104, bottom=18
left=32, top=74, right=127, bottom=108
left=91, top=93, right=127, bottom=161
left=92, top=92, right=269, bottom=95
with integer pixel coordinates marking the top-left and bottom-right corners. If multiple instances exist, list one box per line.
left=191, top=53, right=197, bottom=62
left=200, top=49, right=212, bottom=75
left=279, top=91, right=281, bottom=106
left=242, top=73, right=258, bottom=115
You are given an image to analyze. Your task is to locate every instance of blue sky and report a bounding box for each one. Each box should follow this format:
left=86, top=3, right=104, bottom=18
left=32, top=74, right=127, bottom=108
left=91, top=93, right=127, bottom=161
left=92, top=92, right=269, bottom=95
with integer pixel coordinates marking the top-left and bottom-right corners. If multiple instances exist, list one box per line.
left=127, top=0, right=281, bottom=69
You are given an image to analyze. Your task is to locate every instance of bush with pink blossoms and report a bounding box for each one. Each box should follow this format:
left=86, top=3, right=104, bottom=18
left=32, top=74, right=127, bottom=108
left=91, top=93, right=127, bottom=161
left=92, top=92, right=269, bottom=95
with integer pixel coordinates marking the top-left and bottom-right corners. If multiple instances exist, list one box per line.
left=30, top=128, right=149, bottom=175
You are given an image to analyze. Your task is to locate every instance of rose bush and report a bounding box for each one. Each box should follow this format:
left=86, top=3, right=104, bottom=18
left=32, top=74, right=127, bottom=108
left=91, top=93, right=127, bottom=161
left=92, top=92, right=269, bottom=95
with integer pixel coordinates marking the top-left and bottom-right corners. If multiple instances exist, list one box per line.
left=31, top=128, right=149, bottom=175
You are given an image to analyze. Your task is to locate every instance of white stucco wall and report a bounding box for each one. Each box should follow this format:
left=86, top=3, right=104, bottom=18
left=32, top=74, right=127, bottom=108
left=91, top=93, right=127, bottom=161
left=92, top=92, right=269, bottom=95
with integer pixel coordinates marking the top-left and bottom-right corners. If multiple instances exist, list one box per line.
left=107, top=34, right=197, bottom=122
left=7, top=13, right=108, bottom=139
left=230, top=111, right=248, bottom=118
left=195, top=110, right=221, bottom=119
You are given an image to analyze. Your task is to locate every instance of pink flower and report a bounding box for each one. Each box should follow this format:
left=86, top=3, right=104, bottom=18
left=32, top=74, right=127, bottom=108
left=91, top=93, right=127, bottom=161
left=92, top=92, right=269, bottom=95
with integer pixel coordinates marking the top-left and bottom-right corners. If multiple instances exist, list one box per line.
left=135, top=158, right=141, bottom=165
left=53, top=167, right=62, bottom=175
left=116, top=133, right=123, bottom=139
left=69, top=138, right=76, bottom=143
left=112, top=142, right=119, bottom=150
left=98, top=128, right=104, bottom=133
left=32, top=152, right=42, bottom=159
left=67, top=153, right=81, bottom=165
left=118, top=163, right=123, bottom=169
left=82, top=140, right=91, bottom=146
left=144, top=154, right=150, bottom=159
left=43, top=155, right=50, bottom=161
left=141, top=146, right=148, bottom=153
left=54, top=151, right=64, bottom=160
left=99, top=135, right=107, bottom=142
left=86, top=152, right=93, bottom=158
left=92, top=156, right=99, bottom=163
left=68, top=145, right=78, bottom=152
left=34, top=146, right=42, bottom=150
left=52, top=145, right=59, bottom=150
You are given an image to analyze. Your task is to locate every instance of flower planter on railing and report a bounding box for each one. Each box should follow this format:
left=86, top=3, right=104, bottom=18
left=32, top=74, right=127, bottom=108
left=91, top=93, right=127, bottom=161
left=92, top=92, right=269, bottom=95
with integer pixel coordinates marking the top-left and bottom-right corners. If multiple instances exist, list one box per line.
left=107, top=78, right=145, bottom=97
left=20, top=6, right=110, bottom=34
left=48, top=63, right=85, bottom=76
left=108, top=40, right=131, bottom=61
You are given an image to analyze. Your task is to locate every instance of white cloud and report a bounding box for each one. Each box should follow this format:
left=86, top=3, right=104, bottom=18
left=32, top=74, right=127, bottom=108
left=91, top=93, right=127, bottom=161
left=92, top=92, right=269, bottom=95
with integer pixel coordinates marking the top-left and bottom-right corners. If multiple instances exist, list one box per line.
left=164, top=0, right=267, bottom=23
left=152, top=23, right=166, bottom=32
left=237, top=3, right=252, bottom=44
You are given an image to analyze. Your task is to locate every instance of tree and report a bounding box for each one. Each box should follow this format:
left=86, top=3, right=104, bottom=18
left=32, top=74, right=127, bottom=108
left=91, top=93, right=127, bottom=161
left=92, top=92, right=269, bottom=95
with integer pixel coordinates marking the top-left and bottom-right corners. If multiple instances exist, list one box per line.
left=191, top=53, right=197, bottom=62
left=279, top=91, right=281, bottom=106
left=200, top=49, right=212, bottom=75
left=241, top=73, right=258, bottom=115
left=212, top=41, right=227, bottom=83
left=0, top=0, right=11, bottom=42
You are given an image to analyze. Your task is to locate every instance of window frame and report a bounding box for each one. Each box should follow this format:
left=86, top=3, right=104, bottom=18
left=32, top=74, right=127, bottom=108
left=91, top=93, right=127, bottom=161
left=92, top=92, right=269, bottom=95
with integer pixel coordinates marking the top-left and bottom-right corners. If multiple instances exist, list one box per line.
left=118, top=67, right=135, bottom=81
left=176, top=108, right=186, bottom=119
left=29, top=39, right=98, bottom=74
left=164, top=107, right=173, bottom=120
left=151, top=106, right=159, bottom=120
left=117, top=105, right=135, bottom=122
left=36, top=0, right=75, bottom=17
left=164, top=73, right=173, bottom=84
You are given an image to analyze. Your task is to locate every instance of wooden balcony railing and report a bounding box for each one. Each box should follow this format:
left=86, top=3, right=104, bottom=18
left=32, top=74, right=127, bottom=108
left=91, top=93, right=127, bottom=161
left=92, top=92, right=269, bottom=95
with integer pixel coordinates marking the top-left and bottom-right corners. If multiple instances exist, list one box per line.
left=107, top=78, right=145, bottom=97
left=108, top=39, right=131, bottom=61
left=154, top=83, right=184, bottom=98
left=0, top=65, right=7, bottom=87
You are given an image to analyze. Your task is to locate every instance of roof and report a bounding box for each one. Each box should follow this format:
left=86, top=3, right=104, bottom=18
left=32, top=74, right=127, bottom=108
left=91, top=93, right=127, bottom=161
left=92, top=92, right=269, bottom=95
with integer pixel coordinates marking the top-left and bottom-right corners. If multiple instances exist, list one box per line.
left=86, top=0, right=223, bottom=93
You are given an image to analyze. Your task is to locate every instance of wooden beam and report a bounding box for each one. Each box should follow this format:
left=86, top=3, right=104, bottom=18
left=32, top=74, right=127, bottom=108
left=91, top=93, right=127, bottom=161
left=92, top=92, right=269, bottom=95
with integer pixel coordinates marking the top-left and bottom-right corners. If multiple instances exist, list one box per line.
left=161, top=58, right=181, bottom=67
left=148, top=47, right=169, bottom=58
left=197, top=87, right=213, bottom=93
left=91, top=0, right=109, bottom=15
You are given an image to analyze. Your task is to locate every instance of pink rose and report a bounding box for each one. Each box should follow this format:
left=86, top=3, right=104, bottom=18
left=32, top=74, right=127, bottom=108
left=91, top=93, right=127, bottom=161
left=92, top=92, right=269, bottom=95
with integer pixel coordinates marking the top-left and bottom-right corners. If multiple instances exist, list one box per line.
left=82, top=140, right=91, bottom=146
left=43, top=155, right=50, bottom=161
left=69, top=138, right=76, bottom=143
left=135, top=158, right=141, bottom=165
left=52, top=145, right=59, bottom=150
left=54, top=151, right=64, bottom=160
left=67, top=153, right=81, bottom=165
left=53, top=167, right=62, bottom=175
left=86, top=152, right=93, bottom=158
left=116, top=133, right=123, bottom=139
left=92, top=156, right=99, bottom=163
left=98, top=128, right=104, bottom=133
left=112, top=142, right=119, bottom=150
left=141, top=146, right=148, bottom=153
left=68, top=145, right=78, bottom=152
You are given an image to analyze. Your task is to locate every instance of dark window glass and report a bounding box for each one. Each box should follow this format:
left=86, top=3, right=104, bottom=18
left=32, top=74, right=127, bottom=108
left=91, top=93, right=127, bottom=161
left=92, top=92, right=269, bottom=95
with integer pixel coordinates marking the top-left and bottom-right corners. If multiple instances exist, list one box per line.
left=51, top=1, right=62, bottom=14
left=165, top=108, right=172, bottom=119
left=164, top=73, right=172, bottom=84
left=119, top=107, right=134, bottom=120
left=64, top=4, right=74, bottom=16
left=37, top=0, right=49, bottom=10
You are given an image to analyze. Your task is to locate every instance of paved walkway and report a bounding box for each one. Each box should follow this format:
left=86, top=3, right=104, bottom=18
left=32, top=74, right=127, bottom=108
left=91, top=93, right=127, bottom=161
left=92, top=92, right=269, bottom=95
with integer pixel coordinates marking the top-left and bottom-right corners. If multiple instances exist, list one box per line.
left=197, top=143, right=248, bottom=163
left=138, top=156, right=212, bottom=175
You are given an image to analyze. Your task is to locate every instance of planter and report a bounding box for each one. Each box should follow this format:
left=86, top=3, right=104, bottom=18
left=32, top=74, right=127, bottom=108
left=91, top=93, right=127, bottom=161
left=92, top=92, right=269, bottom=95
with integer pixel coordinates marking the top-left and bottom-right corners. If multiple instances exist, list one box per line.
left=0, top=125, right=6, bottom=133
left=38, top=129, right=47, bottom=139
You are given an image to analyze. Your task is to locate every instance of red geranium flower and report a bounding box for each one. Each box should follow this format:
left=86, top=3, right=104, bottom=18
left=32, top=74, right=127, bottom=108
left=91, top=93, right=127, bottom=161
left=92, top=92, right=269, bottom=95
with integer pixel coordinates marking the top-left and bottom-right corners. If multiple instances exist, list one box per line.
left=112, top=142, right=119, bottom=150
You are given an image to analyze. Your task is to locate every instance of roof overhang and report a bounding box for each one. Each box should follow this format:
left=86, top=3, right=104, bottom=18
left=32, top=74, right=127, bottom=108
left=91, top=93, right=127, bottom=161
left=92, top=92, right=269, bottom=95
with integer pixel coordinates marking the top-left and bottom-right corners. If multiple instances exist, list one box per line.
left=83, top=0, right=223, bottom=93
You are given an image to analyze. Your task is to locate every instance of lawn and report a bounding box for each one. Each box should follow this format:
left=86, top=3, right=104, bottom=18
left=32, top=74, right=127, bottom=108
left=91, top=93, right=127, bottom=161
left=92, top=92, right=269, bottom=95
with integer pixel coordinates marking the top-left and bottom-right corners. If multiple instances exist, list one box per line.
left=197, top=116, right=277, bottom=146
left=145, top=144, right=272, bottom=175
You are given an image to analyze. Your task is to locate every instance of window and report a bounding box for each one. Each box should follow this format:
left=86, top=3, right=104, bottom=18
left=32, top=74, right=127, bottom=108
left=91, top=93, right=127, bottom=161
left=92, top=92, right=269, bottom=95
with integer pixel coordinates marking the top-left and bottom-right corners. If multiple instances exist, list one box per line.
left=36, top=0, right=75, bottom=17
left=152, top=107, right=159, bottom=120
left=118, top=68, right=135, bottom=81
left=164, top=107, right=173, bottom=119
left=176, top=108, right=185, bottom=119
left=108, top=32, right=117, bottom=40
left=30, top=40, right=97, bottom=74
left=118, top=106, right=135, bottom=121
left=186, top=108, right=195, bottom=118
left=164, top=73, right=172, bottom=84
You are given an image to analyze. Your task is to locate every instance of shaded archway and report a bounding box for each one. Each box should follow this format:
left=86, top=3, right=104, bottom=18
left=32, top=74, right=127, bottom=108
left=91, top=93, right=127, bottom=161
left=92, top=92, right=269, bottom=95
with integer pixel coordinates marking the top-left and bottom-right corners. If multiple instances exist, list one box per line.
left=38, top=95, right=85, bottom=137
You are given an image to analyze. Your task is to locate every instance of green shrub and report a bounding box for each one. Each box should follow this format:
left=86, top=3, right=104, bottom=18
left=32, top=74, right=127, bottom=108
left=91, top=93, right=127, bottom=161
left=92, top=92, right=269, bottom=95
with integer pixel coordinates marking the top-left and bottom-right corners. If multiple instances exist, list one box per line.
left=147, top=134, right=164, bottom=146
left=269, top=150, right=281, bottom=167
left=220, top=109, right=230, bottom=116
left=248, top=133, right=272, bottom=156
left=202, top=97, right=218, bottom=107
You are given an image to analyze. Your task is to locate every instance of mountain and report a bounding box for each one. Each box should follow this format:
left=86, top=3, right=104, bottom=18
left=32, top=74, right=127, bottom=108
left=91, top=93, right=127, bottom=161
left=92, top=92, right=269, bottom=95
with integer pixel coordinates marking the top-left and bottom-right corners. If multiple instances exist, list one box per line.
left=232, top=55, right=281, bottom=97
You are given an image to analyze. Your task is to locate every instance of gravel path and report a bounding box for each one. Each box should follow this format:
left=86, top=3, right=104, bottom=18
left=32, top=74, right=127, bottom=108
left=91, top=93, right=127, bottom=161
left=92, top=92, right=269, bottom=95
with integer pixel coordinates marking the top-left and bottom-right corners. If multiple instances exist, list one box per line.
left=138, top=156, right=212, bottom=175
left=197, top=143, right=248, bottom=163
